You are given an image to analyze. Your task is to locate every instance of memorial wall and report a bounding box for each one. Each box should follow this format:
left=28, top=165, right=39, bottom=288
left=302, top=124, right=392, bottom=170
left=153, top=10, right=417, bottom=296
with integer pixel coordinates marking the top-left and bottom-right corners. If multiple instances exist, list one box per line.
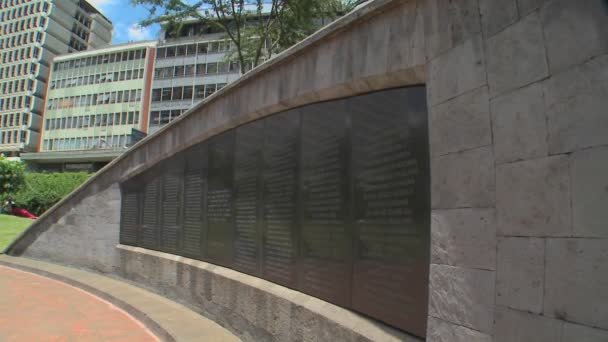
left=119, top=86, right=430, bottom=337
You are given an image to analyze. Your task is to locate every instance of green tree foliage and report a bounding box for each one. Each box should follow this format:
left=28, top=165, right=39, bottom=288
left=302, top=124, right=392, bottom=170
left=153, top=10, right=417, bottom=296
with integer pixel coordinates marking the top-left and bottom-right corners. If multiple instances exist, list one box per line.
left=0, top=157, right=26, bottom=200
left=132, top=0, right=359, bottom=73
left=13, top=172, right=92, bottom=216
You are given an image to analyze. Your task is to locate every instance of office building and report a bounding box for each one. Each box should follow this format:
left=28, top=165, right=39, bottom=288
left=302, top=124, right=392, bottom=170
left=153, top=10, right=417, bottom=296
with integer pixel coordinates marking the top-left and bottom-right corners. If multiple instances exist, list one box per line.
left=21, top=41, right=157, bottom=171
left=0, top=0, right=113, bottom=155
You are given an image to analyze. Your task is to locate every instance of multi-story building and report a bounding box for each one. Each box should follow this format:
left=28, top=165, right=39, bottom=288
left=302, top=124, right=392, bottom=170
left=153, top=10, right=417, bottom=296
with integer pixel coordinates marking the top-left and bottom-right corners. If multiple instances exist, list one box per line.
left=148, top=21, right=255, bottom=134
left=21, top=41, right=157, bottom=171
left=0, top=0, right=113, bottom=156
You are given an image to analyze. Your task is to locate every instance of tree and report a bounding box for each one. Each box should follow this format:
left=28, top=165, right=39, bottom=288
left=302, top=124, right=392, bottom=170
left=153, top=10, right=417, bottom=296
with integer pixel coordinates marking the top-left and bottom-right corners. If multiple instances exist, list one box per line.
left=132, top=0, right=359, bottom=74
left=0, top=156, right=26, bottom=201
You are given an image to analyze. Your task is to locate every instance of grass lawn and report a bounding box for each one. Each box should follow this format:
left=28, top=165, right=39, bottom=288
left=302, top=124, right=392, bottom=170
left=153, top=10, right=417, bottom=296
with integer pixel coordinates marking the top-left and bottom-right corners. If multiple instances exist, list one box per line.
left=0, top=214, right=33, bottom=250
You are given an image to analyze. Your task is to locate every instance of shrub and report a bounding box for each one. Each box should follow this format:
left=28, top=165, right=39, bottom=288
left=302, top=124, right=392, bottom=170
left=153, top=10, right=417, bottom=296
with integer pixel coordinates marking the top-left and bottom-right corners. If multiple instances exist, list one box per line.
left=0, top=156, right=26, bottom=200
left=14, top=172, right=92, bottom=216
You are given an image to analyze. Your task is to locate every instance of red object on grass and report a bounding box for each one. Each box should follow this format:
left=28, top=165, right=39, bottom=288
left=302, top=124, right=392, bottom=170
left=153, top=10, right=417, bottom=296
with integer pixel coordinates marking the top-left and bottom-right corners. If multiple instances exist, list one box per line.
left=11, top=207, right=37, bottom=219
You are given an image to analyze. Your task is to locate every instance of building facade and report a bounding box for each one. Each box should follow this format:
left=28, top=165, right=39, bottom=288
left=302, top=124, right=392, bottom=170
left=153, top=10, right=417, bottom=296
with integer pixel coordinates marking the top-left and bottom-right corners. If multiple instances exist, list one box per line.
left=0, top=0, right=113, bottom=155
left=21, top=41, right=157, bottom=171
left=148, top=23, right=253, bottom=134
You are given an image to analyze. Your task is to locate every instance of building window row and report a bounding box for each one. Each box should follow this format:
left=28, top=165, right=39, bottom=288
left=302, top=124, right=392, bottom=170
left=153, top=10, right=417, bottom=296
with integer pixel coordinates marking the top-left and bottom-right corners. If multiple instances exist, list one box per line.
left=1, top=15, right=46, bottom=35
left=74, top=10, right=92, bottom=29
left=0, top=112, right=29, bottom=128
left=0, top=1, right=50, bottom=22
left=0, top=62, right=38, bottom=79
left=0, top=78, right=35, bottom=94
left=149, top=109, right=184, bottom=128
left=0, top=95, right=32, bottom=111
left=0, top=129, right=27, bottom=145
left=53, top=49, right=148, bottom=72
left=156, top=40, right=232, bottom=59
left=1, top=46, right=41, bottom=64
left=43, top=134, right=132, bottom=152
left=45, top=110, right=140, bottom=131
left=154, top=61, right=239, bottom=79
left=0, top=30, right=44, bottom=49
left=46, top=89, right=142, bottom=110
left=50, top=68, right=145, bottom=90
left=71, top=22, right=90, bottom=42
left=151, top=83, right=226, bottom=102
left=68, top=36, right=87, bottom=52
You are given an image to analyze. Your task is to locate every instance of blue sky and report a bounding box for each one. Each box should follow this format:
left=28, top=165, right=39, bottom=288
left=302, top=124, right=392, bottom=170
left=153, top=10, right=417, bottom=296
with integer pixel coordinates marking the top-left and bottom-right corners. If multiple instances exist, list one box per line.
left=88, top=0, right=162, bottom=44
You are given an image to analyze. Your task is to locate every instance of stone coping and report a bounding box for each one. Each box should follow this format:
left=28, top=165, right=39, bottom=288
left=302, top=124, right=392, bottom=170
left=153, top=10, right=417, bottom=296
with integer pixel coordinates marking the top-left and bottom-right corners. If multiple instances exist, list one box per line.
left=117, top=244, right=423, bottom=342
left=0, top=254, right=239, bottom=342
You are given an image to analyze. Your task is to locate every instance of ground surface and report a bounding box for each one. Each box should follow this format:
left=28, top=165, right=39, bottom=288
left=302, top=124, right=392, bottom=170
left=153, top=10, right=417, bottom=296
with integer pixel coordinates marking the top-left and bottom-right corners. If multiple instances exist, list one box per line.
left=0, top=265, right=158, bottom=342
left=0, top=214, right=32, bottom=249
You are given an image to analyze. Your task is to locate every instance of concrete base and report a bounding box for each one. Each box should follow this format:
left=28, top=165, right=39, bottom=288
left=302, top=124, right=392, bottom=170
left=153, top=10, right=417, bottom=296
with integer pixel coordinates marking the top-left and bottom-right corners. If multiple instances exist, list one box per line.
left=117, top=245, right=421, bottom=342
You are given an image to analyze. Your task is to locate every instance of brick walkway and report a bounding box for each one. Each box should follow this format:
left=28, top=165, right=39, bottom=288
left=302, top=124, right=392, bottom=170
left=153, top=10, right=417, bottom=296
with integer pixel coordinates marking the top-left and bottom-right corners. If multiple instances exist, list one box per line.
left=0, top=265, right=158, bottom=342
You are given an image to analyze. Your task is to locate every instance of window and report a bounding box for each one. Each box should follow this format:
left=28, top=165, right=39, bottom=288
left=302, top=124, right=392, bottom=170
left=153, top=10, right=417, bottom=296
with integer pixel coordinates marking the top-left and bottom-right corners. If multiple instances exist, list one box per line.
left=152, top=89, right=161, bottom=102
left=183, top=86, right=193, bottom=100
left=172, top=87, right=183, bottom=101
left=161, top=88, right=172, bottom=101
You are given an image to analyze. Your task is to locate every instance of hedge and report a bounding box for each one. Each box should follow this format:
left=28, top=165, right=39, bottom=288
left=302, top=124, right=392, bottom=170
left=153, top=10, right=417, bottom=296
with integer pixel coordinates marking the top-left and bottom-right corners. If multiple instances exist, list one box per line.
left=14, top=172, right=92, bottom=216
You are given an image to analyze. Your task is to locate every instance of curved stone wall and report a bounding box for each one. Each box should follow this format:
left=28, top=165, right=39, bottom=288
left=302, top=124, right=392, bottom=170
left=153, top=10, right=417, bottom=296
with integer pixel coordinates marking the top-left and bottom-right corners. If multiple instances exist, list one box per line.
left=7, top=0, right=608, bottom=340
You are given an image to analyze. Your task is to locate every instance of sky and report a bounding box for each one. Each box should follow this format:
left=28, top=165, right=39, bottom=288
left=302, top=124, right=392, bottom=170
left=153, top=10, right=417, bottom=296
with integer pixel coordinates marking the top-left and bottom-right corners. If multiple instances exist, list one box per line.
left=89, top=0, right=275, bottom=44
left=87, top=0, right=162, bottom=44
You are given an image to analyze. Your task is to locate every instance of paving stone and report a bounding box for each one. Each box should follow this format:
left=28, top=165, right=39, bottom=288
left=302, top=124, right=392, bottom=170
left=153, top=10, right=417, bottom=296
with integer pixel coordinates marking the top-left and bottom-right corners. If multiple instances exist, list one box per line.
left=431, top=208, right=496, bottom=270
left=491, top=83, right=548, bottom=164
left=428, top=35, right=487, bottom=106
left=496, top=237, right=544, bottom=313
left=424, top=0, right=482, bottom=59
left=545, top=238, right=608, bottom=330
left=479, top=0, right=519, bottom=37
left=496, top=156, right=571, bottom=237
left=494, top=306, right=563, bottom=342
left=427, top=317, right=492, bottom=342
left=544, top=55, right=608, bottom=154
left=430, top=86, right=491, bottom=157
left=562, top=322, right=608, bottom=342
left=541, top=0, right=608, bottom=73
left=431, top=146, right=495, bottom=209
left=571, top=146, right=608, bottom=238
left=429, top=264, right=495, bottom=333
left=486, top=13, right=548, bottom=97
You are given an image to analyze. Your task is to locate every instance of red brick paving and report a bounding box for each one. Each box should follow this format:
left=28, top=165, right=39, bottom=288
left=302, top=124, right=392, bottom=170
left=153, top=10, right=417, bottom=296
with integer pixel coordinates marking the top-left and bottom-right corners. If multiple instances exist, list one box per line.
left=0, top=265, right=159, bottom=342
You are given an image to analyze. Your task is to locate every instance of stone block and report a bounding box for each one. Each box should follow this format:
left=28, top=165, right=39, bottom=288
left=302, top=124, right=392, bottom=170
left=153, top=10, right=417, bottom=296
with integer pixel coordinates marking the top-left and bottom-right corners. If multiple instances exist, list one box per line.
left=429, top=264, right=495, bottom=333
left=486, top=13, right=548, bottom=96
left=431, top=208, right=496, bottom=270
left=496, top=156, right=571, bottom=236
left=431, top=146, right=495, bottom=209
left=541, top=0, right=608, bottom=73
left=430, top=86, right=492, bottom=156
left=423, top=0, right=481, bottom=59
left=517, top=0, right=547, bottom=16
left=387, top=0, right=425, bottom=72
left=545, top=238, right=608, bottom=329
left=479, top=0, right=519, bottom=37
left=496, top=237, right=544, bottom=313
left=427, top=317, right=492, bottom=342
left=571, top=146, right=608, bottom=238
left=428, top=35, right=487, bottom=106
left=491, top=83, right=548, bottom=164
left=494, top=306, right=563, bottom=342
left=544, top=55, right=608, bottom=154
left=563, top=322, right=608, bottom=342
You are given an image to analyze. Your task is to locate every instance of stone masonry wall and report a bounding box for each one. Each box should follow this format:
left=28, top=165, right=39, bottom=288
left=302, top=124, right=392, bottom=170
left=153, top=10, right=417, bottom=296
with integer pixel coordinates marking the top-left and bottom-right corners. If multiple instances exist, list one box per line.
left=6, top=0, right=608, bottom=340
left=426, top=0, right=608, bottom=340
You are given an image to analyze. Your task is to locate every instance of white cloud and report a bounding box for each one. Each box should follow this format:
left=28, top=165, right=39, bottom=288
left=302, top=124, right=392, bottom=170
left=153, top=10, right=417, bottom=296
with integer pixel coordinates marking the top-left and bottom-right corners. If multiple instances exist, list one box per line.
left=126, top=23, right=153, bottom=41
left=86, top=0, right=116, bottom=12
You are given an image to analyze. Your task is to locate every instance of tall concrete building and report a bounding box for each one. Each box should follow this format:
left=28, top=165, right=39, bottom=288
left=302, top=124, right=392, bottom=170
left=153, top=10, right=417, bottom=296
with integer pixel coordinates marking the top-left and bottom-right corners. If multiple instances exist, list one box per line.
left=0, top=0, right=112, bottom=156
left=148, top=21, right=257, bottom=134
left=22, top=41, right=157, bottom=171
